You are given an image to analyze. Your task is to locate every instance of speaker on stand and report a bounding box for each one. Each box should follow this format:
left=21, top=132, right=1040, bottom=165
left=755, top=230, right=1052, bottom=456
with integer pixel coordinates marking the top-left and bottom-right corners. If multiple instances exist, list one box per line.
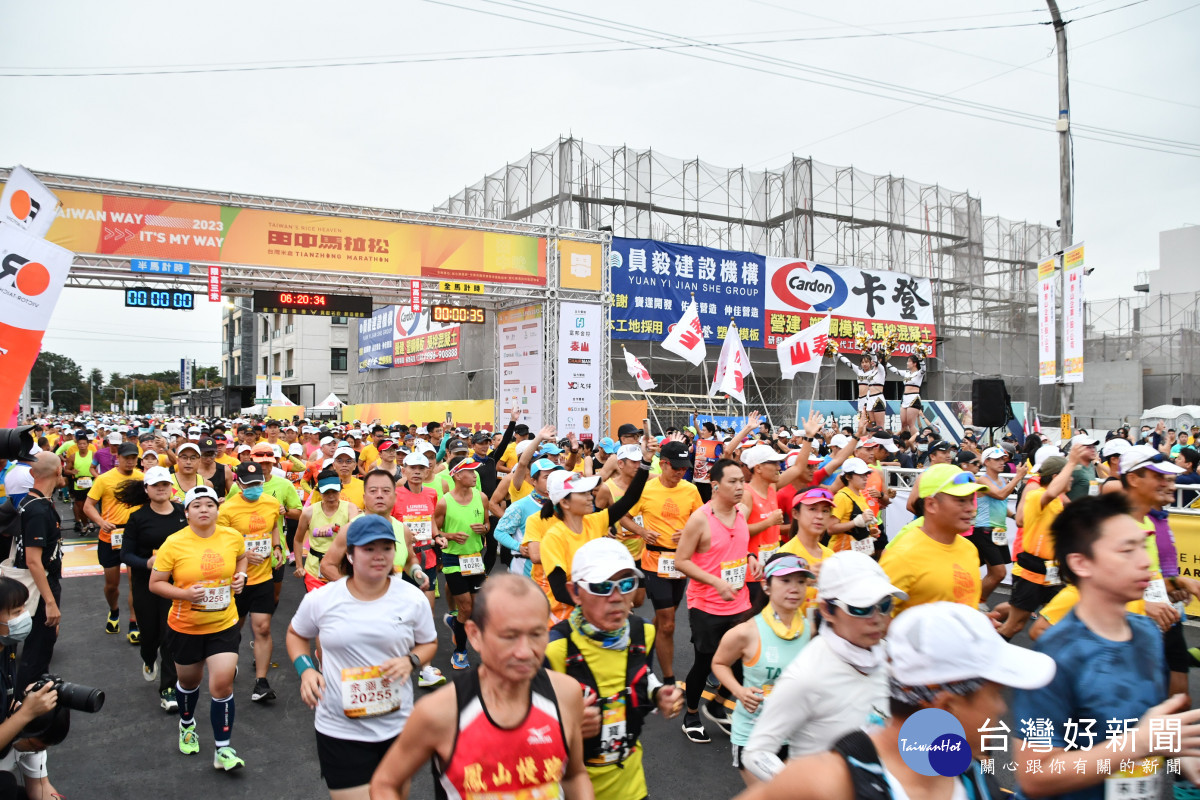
left=972, top=378, right=1014, bottom=445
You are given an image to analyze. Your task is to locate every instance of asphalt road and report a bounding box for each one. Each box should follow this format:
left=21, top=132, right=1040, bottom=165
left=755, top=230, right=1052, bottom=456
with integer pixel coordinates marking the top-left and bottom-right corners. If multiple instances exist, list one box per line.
left=39, top=567, right=752, bottom=800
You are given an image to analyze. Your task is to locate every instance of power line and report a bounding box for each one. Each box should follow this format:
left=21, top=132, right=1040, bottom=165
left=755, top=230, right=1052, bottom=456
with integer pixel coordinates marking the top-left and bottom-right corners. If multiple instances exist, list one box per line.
left=458, top=0, right=1198, bottom=156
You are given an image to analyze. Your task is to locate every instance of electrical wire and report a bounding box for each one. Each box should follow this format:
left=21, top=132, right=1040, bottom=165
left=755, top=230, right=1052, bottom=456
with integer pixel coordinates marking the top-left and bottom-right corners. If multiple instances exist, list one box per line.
left=457, top=0, right=1199, bottom=156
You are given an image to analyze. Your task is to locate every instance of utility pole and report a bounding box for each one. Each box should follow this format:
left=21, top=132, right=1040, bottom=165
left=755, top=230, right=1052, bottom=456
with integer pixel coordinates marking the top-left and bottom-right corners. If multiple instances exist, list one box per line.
left=1047, top=0, right=1074, bottom=430
left=47, top=369, right=53, bottom=413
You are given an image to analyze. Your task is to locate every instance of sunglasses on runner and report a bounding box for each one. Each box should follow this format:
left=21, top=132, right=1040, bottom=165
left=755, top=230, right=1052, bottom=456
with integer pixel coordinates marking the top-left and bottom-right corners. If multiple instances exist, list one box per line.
left=829, top=597, right=894, bottom=617
left=576, top=576, right=640, bottom=596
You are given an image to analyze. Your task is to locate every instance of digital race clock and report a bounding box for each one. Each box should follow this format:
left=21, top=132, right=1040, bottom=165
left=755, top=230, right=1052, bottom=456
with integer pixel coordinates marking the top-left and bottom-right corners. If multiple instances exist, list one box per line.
left=124, top=287, right=195, bottom=310
left=252, top=290, right=373, bottom=318
left=429, top=304, right=486, bottom=325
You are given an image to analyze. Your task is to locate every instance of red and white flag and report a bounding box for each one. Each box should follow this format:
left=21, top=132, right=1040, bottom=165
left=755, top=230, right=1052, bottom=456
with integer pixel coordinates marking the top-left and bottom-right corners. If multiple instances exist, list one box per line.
left=661, top=299, right=706, bottom=366
left=709, top=322, right=752, bottom=403
left=1, top=166, right=60, bottom=238
left=623, top=349, right=656, bottom=391
left=776, top=315, right=831, bottom=380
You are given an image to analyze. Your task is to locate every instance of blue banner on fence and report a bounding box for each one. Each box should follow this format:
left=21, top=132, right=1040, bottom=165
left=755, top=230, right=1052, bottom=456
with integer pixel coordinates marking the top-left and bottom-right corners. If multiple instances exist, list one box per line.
left=608, top=238, right=766, bottom=348
left=357, top=306, right=396, bottom=371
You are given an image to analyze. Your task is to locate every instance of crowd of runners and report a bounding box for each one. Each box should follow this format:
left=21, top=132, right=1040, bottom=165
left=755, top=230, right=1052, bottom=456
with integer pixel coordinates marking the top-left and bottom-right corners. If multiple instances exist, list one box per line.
left=2, top=410, right=1200, bottom=799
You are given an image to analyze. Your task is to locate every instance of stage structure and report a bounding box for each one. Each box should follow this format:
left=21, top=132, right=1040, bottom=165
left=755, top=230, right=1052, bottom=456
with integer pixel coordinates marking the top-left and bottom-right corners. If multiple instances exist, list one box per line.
left=435, top=138, right=1060, bottom=427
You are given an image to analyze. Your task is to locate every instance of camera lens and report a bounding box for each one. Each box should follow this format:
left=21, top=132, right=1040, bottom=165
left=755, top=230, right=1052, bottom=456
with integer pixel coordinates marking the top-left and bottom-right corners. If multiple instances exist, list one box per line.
left=57, top=681, right=104, bottom=713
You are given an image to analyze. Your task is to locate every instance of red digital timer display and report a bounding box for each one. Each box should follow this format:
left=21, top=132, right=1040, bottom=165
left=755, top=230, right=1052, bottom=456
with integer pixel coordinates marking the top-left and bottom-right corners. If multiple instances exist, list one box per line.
left=252, top=290, right=372, bottom=318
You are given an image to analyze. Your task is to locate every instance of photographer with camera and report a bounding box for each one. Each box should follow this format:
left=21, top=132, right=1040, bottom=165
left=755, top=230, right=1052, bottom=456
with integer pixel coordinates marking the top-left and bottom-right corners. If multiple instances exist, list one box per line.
left=12, top=454, right=65, bottom=693
left=0, top=576, right=60, bottom=800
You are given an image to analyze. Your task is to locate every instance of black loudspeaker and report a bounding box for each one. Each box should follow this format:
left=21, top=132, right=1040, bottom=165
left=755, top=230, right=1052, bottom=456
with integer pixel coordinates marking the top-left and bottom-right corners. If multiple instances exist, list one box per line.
left=972, top=378, right=1013, bottom=428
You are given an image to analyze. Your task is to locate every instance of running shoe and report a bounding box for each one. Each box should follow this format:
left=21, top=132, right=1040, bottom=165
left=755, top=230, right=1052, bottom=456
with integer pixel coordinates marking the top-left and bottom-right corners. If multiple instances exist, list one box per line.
left=179, top=721, right=200, bottom=755
left=442, top=612, right=456, bottom=636
left=702, top=703, right=733, bottom=736
left=418, top=664, right=447, bottom=688
left=127, top=623, right=140, bottom=645
left=681, top=713, right=710, bottom=744
left=160, top=688, right=178, bottom=713
left=251, top=678, right=276, bottom=703
left=450, top=651, right=470, bottom=670
left=105, top=610, right=119, bottom=634
left=213, top=746, right=245, bottom=771
left=1189, top=646, right=1200, bottom=668
left=142, top=661, right=159, bottom=683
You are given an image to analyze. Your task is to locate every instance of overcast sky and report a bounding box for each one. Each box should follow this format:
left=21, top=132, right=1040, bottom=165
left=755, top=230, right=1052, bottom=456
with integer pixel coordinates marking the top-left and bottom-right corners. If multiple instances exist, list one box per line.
left=3, top=0, right=1197, bottom=379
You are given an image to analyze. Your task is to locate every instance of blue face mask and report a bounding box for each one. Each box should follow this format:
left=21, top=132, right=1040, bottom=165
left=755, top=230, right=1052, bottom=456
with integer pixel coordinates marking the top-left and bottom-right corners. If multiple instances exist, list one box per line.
left=0, top=611, right=32, bottom=646
left=242, top=485, right=265, bottom=502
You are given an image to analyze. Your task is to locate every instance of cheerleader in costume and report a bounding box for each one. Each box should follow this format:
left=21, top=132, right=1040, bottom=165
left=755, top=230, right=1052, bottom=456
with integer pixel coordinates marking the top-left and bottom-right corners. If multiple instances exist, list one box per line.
left=887, top=354, right=926, bottom=437
left=838, top=351, right=886, bottom=430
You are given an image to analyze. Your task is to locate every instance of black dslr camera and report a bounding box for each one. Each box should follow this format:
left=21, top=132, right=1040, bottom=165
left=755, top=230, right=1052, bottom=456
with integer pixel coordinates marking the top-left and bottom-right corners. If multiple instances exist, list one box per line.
left=19, top=674, right=104, bottom=747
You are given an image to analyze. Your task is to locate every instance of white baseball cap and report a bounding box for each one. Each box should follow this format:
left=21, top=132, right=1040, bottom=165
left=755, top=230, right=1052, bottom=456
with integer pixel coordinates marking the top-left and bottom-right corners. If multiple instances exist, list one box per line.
left=107, top=433, right=122, bottom=444
left=616, top=444, right=643, bottom=461
left=839, top=457, right=872, bottom=476
left=333, top=445, right=357, bottom=460
left=861, top=437, right=899, bottom=454
left=547, top=472, right=600, bottom=505
left=177, top=442, right=200, bottom=456
left=1070, top=433, right=1100, bottom=449
left=1100, top=438, right=1131, bottom=459
left=288, top=442, right=304, bottom=456
left=143, top=466, right=173, bottom=485
left=572, top=537, right=643, bottom=583
left=403, top=452, right=430, bottom=467
left=889, top=602, right=1056, bottom=689
left=183, top=485, right=221, bottom=509
left=829, top=434, right=850, bottom=449
left=817, top=551, right=906, bottom=606
left=1119, top=444, right=1184, bottom=476
left=742, top=444, right=787, bottom=468
left=319, top=435, right=337, bottom=446
left=980, top=446, right=1007, bottom=462
left=1031, top=444, right=1063, bottom=472
left=515, top=440, right=535, bottom=457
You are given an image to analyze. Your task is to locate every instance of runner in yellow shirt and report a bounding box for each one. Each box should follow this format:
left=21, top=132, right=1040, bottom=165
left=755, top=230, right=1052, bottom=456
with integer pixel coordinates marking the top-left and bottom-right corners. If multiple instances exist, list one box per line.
left=84, top=441, right=143, bottom=640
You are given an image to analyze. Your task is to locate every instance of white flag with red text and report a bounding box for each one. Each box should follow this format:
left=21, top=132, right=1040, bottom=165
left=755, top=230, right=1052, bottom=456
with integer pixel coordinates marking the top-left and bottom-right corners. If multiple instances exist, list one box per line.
left=624, top=349, right=656, bottom=391
left=709, top=322, right=752, bottom=403
left=1, top=166, right=60, bottom=237
left=661, top=299, right=706, bottom=366
left=776, top=315, right=831, bottom=380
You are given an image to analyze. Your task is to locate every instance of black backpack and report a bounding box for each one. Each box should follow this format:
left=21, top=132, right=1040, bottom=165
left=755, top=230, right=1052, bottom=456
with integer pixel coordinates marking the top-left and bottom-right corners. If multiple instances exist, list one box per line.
left=832, top=729, right=1001, bottom=800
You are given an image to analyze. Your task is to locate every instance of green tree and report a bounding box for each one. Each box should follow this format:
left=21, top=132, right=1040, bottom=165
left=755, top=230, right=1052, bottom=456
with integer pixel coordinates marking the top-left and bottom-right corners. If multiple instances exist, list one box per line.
left=29, top=352, right=86, bottom=413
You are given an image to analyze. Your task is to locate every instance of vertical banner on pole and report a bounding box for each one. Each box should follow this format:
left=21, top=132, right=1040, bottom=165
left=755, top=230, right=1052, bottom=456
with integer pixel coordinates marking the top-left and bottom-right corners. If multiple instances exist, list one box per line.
left=0, top=226, right=73, bottom=416
left=180, top=358, right=193, bottom=391
left=497, top=305, right=544, bottom=430
left=1037, top=257, right=1057, bottom=385
left=255, top=374, right=267, bottom=404
left=556, top=302, right=601, bottom=441
left=1062, top=243, right=1085, bottom=385
left=207, top=264, right=222, bottom=302
left=410, top=280, right=422, bottom=313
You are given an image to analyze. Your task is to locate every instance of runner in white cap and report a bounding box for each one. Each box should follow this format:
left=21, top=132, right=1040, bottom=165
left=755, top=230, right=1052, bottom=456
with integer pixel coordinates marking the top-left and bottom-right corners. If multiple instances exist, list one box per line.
left=742, top=551, right=903, bottom=781
left=737, top=602, right=1056, bottom=800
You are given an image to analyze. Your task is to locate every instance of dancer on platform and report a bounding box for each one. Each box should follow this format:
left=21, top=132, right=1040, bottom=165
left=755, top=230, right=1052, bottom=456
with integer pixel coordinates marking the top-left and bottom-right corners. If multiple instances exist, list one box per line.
left=837, top=350, right=886, bottom=430
left=886, top=353, right=926, bottom=437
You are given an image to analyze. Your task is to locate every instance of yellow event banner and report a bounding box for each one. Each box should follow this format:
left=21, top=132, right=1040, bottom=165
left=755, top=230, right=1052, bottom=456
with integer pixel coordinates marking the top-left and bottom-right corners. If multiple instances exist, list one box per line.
left=339, top=400, right=497, bottom=430
left=1169, top=512, right=1200, bottom=616
left=46, top=189, right=547, bottom=286
left=557, top=240, right=603, bottom=292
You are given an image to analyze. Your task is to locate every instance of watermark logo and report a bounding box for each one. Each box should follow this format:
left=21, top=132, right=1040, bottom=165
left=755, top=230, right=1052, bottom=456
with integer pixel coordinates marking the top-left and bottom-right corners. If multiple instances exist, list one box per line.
left=898, top=708, right=972, bottom=777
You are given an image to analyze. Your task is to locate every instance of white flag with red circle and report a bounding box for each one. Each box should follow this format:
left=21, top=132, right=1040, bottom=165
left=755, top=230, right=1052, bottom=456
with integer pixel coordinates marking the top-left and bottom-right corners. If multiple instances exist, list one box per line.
left=1, top=166, right=60, bottom=238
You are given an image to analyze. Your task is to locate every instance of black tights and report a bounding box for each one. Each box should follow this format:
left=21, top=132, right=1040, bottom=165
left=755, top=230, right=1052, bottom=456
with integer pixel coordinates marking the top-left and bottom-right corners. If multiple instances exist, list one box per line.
left=684, top=649, right=740, bottom=711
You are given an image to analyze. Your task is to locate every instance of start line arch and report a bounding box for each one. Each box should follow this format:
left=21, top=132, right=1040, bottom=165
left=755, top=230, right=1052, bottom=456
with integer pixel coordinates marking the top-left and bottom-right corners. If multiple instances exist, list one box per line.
left=4, top=167, right=612, bottom=439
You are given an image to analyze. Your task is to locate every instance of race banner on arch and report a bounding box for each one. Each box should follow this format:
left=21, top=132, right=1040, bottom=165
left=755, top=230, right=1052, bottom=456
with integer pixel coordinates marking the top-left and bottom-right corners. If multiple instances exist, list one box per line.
left=45, top=188, right=547, bottom=286
left=762, top=257, right=937, bottom=356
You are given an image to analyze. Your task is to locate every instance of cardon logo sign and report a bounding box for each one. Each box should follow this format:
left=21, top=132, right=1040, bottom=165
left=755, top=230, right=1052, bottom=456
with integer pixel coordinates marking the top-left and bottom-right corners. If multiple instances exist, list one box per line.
left=769, top=261, right=846, bottom=312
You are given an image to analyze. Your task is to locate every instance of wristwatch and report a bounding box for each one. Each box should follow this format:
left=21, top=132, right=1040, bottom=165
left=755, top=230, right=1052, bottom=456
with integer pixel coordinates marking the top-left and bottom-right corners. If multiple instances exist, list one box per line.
left=408, top=652, right=422, bottom=673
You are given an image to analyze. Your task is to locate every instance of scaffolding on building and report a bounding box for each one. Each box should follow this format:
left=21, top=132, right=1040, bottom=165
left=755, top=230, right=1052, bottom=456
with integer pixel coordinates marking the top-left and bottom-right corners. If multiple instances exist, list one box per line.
left=436, top=137, right=1060, bottom=422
